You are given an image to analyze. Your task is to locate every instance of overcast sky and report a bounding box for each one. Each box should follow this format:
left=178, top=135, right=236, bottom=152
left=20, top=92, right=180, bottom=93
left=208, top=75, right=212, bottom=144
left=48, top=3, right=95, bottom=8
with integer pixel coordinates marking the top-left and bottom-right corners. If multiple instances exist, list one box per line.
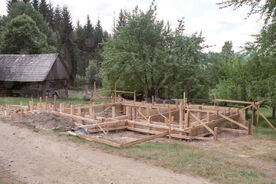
left=0, top=0, right=263, bottom=52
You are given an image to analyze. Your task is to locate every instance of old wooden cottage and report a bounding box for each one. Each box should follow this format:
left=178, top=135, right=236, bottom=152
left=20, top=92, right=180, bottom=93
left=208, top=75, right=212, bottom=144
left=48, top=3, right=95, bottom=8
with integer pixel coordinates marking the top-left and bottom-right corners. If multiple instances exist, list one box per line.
left=0, top=54, right=69, bottom=98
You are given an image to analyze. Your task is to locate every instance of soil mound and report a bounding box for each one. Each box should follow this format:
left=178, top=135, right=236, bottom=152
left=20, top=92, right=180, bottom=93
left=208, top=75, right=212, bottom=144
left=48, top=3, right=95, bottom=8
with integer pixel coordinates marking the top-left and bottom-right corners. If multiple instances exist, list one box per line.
left=17, top=112, right=75, bottom=131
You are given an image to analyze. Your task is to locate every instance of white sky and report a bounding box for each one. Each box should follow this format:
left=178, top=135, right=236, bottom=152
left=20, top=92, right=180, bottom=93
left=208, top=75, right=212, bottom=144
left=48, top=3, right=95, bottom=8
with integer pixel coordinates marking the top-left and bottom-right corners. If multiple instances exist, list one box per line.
left=0, top=0, right=263, bottom=52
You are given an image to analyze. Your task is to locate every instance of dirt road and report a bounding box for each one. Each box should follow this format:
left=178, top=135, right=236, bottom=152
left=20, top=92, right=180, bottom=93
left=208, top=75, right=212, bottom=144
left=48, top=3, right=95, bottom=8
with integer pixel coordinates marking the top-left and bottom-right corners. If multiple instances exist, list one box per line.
left=0, top=120, right=212, bottom=184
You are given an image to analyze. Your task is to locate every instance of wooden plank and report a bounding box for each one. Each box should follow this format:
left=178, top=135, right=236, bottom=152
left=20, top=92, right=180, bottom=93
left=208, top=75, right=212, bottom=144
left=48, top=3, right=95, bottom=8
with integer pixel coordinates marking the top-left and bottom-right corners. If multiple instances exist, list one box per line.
left=190, top=113, right=214, bottom=135
left=68, top=131, right=121, bottom=148
left=120, top=131, right=169, bottom=148
left=218, top=127, right=248, bottom=134
left=88, top=126, right=127, bottom=133
left=116, top=90, right=135, bottom=94
left=215, top=99, right=252, bottom=105
left=53, top=111, right=107, bottom=134
left=218, top=113, right=248, bottom=130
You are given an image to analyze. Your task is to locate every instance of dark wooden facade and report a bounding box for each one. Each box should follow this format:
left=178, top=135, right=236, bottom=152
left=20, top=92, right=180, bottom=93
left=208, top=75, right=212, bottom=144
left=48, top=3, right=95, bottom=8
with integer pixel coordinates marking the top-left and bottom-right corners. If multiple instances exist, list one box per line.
left=0, top=54, right=69, bottom=98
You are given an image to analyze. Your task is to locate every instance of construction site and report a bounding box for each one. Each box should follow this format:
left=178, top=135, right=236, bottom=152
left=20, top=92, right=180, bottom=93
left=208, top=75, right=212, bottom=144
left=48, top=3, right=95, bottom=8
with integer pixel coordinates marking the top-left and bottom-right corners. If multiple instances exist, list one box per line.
left=1, top=83, right=274, bottom=149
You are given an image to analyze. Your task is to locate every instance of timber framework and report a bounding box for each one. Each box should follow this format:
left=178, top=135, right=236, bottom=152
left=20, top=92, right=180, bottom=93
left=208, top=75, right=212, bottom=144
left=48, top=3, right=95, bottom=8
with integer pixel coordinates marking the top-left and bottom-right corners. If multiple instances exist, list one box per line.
left=1, top=84, right=275, bottom=148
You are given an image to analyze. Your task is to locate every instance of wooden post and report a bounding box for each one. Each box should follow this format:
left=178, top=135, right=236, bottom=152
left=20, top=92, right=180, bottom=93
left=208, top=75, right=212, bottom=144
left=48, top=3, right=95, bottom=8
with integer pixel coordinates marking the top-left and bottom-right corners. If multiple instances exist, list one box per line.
left=29, top=101, right=33, bottom=112
left=45, top=96, right=48, bottom=112
left=179, top=102, right=183, bottom=129
left=256, top=105, right=260, bottom=128
left=197, top=106, right=202, bottom=120
left=54, top=94, right=56, bottom=111
left=59, top=104, right=63, bottom=113
left=132, top=107, right=136, bottom=120
left=214, top=127, right=218, bottom=141
left=92, top=107, right=95, bottom=120
left=213, top=94, right=217, bottom=106
left=252, top=102, right=256, bottom=126
left=126, top=106, right=131, bottom=119
left=183, top=92, right=186, bottom=111
left=78, top=107, right=81, bottom=116
left=184, top=110, right=190, bottom=129
left=168, top=106, right=171, bottom=122
left=112, top=106, right=116, bottom=118
left=114, top=83, right=117, bottom=102
left=134, top=91, right=136, bottom=103
left=248, top=119, right=252, bottom=135
left=71, top=105, right=73, bottom=115
left=39, top=97, right=42, bottom=112
left=207, top=112, right=210, bottom=123
left=146, top=106, right=150, bottom=117
left=152, top=96, right=154, bottom=105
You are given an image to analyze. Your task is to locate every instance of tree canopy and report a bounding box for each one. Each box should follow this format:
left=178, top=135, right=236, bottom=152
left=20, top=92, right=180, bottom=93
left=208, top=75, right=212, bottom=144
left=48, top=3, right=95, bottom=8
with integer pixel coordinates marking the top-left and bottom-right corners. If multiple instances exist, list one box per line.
left=0, top=14, right=48, bottom=54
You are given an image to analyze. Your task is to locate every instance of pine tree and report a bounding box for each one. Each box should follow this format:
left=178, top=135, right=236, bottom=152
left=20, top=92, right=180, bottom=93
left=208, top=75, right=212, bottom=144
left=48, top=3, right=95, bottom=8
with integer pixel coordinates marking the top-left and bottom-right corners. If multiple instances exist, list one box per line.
left=32, top=0, right=39, bottom=10
left=23, top=0, right=31, bottom=3
left=6, top=0, right=18, bottom=10
left=0, top=14, right=48, bottom=54
left=60, top=6, right=76, bottom=80
left=47, top=1, right=55, bottom=29
left=53, top=5, right=62, bottom=32
left=39, top=0, right=48, bottom=21
left=94, top=19, right=103, bottom=46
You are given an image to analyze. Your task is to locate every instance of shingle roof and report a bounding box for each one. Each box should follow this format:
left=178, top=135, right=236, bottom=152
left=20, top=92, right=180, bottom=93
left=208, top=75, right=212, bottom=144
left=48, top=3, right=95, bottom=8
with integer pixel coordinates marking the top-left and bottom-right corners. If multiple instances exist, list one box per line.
left=0, top=54, right=59, bottom=82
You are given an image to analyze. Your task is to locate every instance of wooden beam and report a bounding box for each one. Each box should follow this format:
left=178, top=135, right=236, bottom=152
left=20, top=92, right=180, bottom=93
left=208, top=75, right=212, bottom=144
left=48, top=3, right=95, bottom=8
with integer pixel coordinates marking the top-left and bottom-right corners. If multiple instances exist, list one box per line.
left=258, top=111, right=276, bottom=132
left=68, top=131, right=121, bottom=148
left=215, top=99, right=252, bottom=105
left=218, top=127, right=248, bottom=134
left=190, top=113, right=214, bottom=135
left=120, top=131, right=169, bottom=148
left=218, top=113, right=248, bottom=130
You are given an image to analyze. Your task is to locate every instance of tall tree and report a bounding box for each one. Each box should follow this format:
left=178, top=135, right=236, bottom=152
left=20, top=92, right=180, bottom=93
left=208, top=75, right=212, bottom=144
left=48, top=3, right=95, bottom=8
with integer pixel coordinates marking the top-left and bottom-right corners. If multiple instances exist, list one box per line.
left=101, top=4, right=205, bottom=98
left=6, top=1, right=56, bottom=50
left=94, top=19, right=103, bottom=46
left=0, top=14, right=48, bottom=54
left=60, top=6, right=76, bottom=80
left=218, top=0, right=276, bottom=24
left=39, top=0, right=48, bottom=21
left=6, top=0, right=17, bottom=10
left=32, top=0, right=39, bottom=10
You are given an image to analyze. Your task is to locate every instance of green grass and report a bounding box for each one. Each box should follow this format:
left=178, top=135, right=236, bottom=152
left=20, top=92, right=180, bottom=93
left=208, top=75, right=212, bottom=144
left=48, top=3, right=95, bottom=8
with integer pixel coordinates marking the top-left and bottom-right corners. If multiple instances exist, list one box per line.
left=0, top=93, right=105, bottom=105
left=56, top=133, right=275, bottom=184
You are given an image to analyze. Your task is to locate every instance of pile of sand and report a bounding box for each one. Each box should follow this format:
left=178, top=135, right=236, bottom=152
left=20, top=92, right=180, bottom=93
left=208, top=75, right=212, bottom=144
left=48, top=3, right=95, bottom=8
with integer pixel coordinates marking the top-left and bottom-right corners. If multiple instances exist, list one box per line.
left=16, top=112, right=75, bottom=131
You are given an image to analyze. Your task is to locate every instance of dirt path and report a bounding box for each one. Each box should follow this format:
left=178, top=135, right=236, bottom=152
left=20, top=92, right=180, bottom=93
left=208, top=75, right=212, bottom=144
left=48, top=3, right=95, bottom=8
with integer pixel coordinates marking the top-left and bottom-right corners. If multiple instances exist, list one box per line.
left=0, top=120, right=212, bottom=184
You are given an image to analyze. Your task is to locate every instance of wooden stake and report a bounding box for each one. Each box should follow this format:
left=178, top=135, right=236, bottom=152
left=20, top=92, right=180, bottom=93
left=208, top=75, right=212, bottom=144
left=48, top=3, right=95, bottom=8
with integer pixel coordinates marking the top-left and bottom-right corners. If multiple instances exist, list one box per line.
left=152, top=96, right=154, bottom=105
left=179, top=102, right=183, bottom=129
left=248, top=119, right=252, bottom=135
left=214, top=127, right=218, bottom=141
left=114, top=82, right=117, bottom=102
left=112, top=106, right=116, bottom=118
left=54, top=95, right=57, bottom=111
